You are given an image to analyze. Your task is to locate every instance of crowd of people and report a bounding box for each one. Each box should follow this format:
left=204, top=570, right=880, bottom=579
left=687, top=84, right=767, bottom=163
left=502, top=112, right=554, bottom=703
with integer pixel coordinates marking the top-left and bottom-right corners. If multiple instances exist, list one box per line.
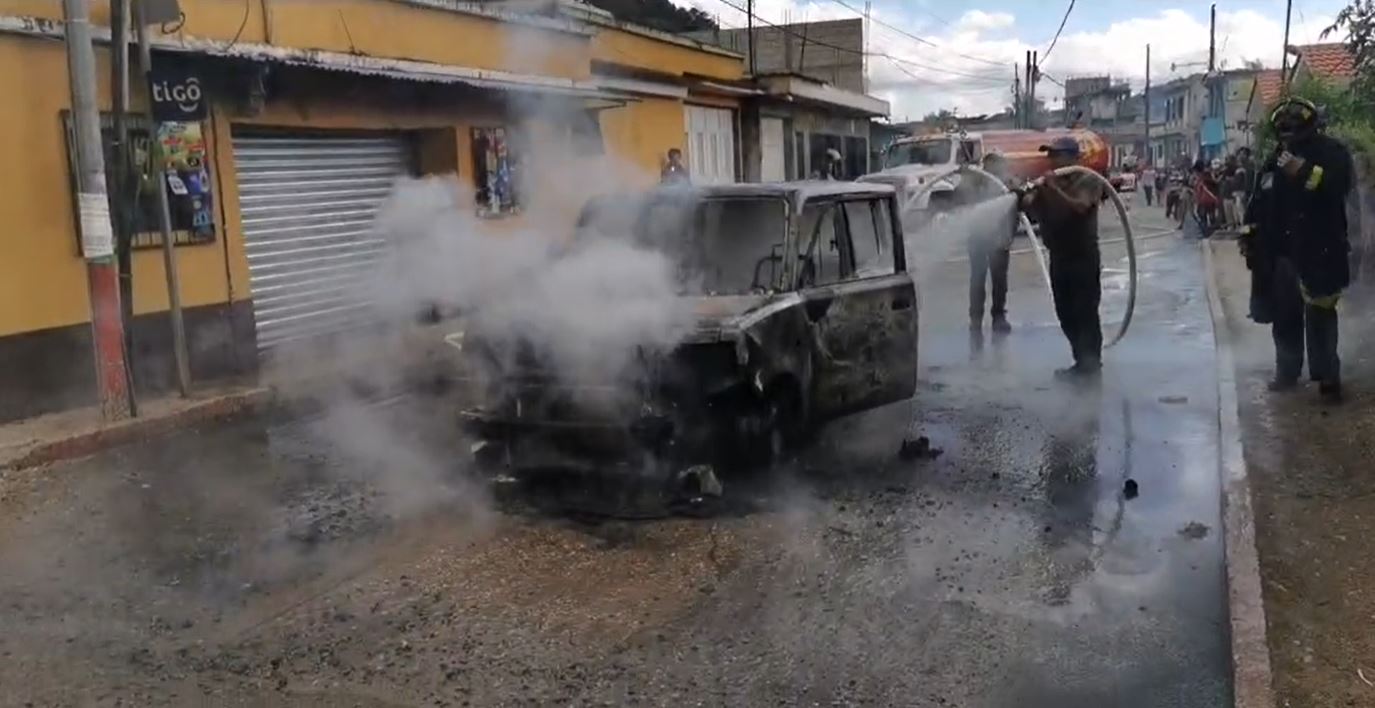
left=1130, top=149, right=1260, bottom=236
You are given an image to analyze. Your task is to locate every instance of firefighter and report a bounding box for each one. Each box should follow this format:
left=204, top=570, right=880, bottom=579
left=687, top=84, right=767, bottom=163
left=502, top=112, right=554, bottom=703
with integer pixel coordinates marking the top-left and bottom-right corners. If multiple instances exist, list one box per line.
left=1020, top=136, right=1109, bottom=379
left=969, top=150, right=1015, bottom=334
left=1241, top=96, right=1354, bottom=402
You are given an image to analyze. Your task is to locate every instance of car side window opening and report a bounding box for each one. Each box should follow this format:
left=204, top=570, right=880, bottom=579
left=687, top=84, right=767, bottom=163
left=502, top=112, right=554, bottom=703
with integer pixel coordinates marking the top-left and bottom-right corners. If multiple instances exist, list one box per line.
left=874, top=198, right=901, bottom=273
left=842, top=199, right=895, bottom=278
left=796, top=202, right=851, bottom=288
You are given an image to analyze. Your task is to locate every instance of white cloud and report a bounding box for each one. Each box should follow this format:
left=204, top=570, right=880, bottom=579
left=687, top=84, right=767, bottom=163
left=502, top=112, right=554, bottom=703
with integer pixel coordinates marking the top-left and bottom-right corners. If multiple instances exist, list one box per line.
left=956, top=10, right=1015, bottom=33
left=675, top=2, right=1338, bottom=121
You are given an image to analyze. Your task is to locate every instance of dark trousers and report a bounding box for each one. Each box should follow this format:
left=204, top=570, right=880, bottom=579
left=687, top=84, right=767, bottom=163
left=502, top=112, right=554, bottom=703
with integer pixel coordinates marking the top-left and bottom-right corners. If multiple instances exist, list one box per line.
left=1271, top=257, right=1341, bottom=383
left=1143, top=185, right=1154, bottom=206
left=969, top=243, right=1010, bottom=320
left=1050, top=251, right=1103, bottom=368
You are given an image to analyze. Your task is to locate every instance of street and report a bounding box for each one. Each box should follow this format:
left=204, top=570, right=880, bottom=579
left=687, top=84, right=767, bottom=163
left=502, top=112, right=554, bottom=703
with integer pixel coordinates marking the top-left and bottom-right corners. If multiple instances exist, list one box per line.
left=0, top=206, right=1234, bottom=707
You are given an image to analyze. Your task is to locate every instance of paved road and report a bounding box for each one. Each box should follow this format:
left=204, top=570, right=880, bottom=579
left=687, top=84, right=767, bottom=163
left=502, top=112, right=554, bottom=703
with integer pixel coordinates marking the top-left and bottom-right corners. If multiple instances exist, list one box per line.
left=0, top=206, right=1231, bottom=706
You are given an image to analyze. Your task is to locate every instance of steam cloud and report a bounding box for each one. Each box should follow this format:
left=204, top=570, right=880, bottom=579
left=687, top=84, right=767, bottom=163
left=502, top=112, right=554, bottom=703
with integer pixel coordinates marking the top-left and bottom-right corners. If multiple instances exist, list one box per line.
left=371, top=174, right=696, bottom=386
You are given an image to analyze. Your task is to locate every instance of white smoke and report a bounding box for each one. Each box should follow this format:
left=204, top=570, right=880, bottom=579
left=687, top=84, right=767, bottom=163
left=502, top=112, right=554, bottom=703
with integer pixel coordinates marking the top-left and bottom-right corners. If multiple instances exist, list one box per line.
left=371, top=174, right=696, bottom=386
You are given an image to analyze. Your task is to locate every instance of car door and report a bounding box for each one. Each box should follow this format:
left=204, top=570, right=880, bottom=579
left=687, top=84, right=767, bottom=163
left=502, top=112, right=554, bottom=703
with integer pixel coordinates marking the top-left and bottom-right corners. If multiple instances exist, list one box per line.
left=800, top=195, right=918, bottom=420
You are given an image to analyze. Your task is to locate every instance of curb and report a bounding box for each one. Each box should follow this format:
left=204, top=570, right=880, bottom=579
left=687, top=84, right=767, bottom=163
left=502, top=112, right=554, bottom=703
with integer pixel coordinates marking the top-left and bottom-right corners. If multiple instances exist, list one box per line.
left=1, top=387, right=274, bottom=472
left=1201, top=241, right=1277, bottom=708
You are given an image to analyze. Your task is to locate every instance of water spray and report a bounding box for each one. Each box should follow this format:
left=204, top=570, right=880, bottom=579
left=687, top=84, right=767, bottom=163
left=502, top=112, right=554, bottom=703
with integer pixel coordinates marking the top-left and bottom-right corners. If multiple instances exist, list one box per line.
left=901, top=164, right=1138, bottom=347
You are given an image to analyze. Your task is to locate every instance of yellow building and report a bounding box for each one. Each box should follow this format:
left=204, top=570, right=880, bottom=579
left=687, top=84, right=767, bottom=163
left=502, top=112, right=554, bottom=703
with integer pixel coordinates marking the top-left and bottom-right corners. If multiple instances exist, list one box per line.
left=0, top=0, right=745, bottom=422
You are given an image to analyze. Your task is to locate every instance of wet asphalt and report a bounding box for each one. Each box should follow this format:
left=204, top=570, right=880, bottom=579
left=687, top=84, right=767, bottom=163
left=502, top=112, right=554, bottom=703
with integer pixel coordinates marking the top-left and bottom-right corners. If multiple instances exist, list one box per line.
left=0, top=206, right=1231, bottom=707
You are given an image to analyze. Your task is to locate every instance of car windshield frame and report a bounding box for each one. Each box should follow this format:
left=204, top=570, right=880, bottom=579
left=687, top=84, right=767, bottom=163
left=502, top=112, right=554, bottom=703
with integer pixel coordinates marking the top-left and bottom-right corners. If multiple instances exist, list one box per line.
left=883, top=139, right=953, bottom=168
left=578, top=192, right=793, bottom=297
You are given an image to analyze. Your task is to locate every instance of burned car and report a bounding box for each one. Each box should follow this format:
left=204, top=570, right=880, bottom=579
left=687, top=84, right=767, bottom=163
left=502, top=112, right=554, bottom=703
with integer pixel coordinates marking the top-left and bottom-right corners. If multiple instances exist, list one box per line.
left=453, top=182, right=918, bottom=499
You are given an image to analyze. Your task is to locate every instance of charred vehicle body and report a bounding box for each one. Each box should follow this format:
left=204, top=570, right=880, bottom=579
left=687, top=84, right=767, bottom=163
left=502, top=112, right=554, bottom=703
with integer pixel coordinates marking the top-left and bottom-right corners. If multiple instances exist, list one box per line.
left=454, top=182, right=918, bottom=499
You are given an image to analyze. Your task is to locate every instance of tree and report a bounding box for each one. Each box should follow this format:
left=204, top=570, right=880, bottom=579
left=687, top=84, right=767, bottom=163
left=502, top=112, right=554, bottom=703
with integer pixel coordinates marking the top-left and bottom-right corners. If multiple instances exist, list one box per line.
left=922, top=108, right=957, bottom=123
left=585, top=0, right=717, bottom=33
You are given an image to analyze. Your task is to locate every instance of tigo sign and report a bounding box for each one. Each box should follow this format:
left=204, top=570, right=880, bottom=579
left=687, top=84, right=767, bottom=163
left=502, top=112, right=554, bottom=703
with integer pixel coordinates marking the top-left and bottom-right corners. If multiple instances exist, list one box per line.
left=150, top=63, right=207, bottom=121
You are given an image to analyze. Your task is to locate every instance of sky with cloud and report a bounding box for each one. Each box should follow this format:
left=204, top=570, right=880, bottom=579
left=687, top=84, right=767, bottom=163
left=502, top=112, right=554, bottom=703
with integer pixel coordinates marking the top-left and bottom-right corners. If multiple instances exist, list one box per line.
left=676, top=0, right=1350, bottom=121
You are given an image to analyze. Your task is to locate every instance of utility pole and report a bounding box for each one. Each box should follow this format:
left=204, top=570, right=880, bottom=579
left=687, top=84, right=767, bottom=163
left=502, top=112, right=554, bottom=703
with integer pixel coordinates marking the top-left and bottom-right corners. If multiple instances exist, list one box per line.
left=137, top=0, right=191, bottom=396
left=1208, top=3, right=1217, bottom=73
left=1280, top=0, right=1294, bottom=88
left=746, top=0, right=756, bottom=75
left=1144, top=44, right=1152, bottom=164
left=111, top=0, right=139, bottom=416
left=63, top=0, right=132, bottom=421
left=863, top=1, right=871, bottom=93
left=1030, top=50, right=1039, bottom=130
left=1024, top=50, right=1032, bottom=129
left=1014, top=63, right=1022, bottom=129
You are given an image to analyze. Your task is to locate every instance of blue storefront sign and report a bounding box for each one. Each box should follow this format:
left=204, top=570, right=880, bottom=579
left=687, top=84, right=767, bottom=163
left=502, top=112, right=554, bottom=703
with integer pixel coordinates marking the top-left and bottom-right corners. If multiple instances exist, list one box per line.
left=1201, top=117, right=1226, bottom=147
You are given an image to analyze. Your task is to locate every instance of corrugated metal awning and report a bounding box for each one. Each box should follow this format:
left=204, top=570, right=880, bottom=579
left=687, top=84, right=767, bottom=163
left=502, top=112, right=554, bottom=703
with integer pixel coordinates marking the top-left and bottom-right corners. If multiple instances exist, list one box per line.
left=0, top=14, right=624, bottom=100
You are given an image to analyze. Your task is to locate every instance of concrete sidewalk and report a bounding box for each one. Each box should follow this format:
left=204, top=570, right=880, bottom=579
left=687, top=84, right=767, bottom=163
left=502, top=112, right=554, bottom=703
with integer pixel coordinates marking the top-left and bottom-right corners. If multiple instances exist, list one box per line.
left=1209, top=239, right=1375, bottom=707
left=0, top=384, right=272, bottom=471
left=0, top=319, right=468, bottom=472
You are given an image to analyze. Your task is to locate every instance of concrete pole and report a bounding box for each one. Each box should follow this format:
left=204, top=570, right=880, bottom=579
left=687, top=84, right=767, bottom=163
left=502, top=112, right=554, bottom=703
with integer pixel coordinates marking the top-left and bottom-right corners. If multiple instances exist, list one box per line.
left=64, top=0, right=132, bottom=421
left=136, top=0, right=191, bottom=396
left=1208, top=4, right=1217, bottom=73
left=1144, top=44, right=1151, bottom=163
left=1280, top=0, right=1294, bottom=89
left=111, top=0, right=140, bottom=416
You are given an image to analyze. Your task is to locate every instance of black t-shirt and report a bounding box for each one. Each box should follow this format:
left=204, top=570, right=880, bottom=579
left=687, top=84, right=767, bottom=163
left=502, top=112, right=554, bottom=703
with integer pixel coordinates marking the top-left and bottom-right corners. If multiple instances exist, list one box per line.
left=1031, top=173, right=1106, bottom=258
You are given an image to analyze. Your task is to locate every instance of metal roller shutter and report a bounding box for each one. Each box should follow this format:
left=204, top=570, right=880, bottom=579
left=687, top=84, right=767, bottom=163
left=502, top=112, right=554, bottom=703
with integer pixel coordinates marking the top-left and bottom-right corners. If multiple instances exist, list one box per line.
left=233, top=132, right=411, bottom=352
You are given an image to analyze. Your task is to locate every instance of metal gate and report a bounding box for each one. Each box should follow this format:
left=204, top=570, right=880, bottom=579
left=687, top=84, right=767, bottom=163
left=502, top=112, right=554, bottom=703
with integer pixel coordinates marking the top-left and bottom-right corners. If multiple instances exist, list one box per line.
left=233, top=132, right=411, bottom=352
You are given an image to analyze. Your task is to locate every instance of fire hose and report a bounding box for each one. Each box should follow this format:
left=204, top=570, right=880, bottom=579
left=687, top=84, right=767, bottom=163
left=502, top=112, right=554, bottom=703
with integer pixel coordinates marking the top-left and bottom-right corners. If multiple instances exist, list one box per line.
left=902, top=164, right=1138, bottom=348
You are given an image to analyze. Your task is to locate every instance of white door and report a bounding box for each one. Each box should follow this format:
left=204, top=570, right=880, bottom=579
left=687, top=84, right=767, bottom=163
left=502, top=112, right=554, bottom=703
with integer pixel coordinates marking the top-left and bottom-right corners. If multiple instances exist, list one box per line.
left=232, top=131, right=412, bottom=353
left=684, top=105, right=736, bottom=185
left=760, top=117, right=785, bottom=182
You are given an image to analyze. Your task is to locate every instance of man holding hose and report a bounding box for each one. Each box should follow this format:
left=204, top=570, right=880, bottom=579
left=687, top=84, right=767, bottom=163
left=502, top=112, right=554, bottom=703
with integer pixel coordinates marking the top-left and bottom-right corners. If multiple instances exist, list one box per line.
left=1020, top=136, right=1109, bottom=379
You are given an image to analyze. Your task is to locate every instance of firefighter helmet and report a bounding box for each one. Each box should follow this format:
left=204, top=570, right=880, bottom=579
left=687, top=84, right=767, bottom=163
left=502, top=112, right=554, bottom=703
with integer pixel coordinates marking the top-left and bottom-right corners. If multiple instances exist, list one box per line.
left=1270, top=96, right=1321, bottom=140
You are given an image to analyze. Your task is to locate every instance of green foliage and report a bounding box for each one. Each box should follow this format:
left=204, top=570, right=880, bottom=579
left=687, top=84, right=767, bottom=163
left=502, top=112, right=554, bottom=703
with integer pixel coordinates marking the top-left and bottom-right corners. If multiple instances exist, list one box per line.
left=1321, top=1, right=1375, bottom=171
left=584, top=0, right=717, bottom=33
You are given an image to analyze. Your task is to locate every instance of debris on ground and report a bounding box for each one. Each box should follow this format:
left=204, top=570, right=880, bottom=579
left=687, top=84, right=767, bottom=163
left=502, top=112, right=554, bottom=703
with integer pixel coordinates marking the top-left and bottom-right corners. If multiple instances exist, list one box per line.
left=1124, top=479, right=1139, bottom=499
left=899, top=436, right=944, bottom=460
left=1158, top=395, right=1189, bottom=405
left=1178, top=521, right=1210, bottom=540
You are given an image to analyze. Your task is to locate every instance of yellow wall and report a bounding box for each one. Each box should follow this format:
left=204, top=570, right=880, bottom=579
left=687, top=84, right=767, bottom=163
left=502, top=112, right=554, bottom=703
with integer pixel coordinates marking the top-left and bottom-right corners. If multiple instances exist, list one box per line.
left=264, top=0, right=589, bottom=80
left=0, top=0, right=270, bottom=44
left=0, top=2, right=743, bottom=338
left=0, top=0, right=589, bottom=79
left=600, top=98, right=688, bottom=187
left=0, top=37, right=233, bottom=337
left=592, top=28, right=742, bottom=81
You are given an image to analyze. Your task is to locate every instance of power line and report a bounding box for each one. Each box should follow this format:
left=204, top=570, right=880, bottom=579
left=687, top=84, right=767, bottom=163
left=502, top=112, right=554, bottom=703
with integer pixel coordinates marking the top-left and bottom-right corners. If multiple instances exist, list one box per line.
left=1041, top=0, right=1076, bottom=63
left=707, top=0, right=1007, bottom=82
left=879, top=55, right=1012, bottom=90
left=825, top=0, right=1009, bottom=68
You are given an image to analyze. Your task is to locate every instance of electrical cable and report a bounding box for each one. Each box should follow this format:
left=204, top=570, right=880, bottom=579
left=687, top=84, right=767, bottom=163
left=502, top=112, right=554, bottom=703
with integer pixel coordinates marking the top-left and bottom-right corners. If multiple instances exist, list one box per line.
left=1041, top=0, right=1076, bottom=64
left=224, top=0, right=251, bottom=52
left=707, top=0, right=1008, bottom=83
left=826, top=0, right=1010, bottom=68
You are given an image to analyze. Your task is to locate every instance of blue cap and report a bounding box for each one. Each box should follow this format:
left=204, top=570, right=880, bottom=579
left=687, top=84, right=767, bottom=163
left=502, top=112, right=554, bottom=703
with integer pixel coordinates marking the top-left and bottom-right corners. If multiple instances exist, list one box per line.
left=1039, top=136, right=1081, bottom=156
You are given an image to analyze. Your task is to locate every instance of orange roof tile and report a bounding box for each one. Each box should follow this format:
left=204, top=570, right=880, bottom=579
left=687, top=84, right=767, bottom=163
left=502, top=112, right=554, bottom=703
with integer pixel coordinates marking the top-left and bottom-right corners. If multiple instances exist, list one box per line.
left=1253, top=69, right=1285, bottom=108
left=1295, top=42, right=1357, bottom=79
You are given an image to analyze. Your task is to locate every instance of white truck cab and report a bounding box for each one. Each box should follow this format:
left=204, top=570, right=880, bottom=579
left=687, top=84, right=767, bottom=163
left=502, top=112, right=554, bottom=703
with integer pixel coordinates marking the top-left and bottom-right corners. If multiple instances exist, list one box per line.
left=860, top=130, right=986, bottom=228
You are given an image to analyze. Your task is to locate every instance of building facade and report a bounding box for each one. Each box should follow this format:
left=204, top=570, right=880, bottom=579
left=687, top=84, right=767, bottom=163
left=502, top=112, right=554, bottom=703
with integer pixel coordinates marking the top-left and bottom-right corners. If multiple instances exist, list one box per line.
left=0, top=0, right=755, bottom=422
left=1148, top=74, right=1206, bottom=168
